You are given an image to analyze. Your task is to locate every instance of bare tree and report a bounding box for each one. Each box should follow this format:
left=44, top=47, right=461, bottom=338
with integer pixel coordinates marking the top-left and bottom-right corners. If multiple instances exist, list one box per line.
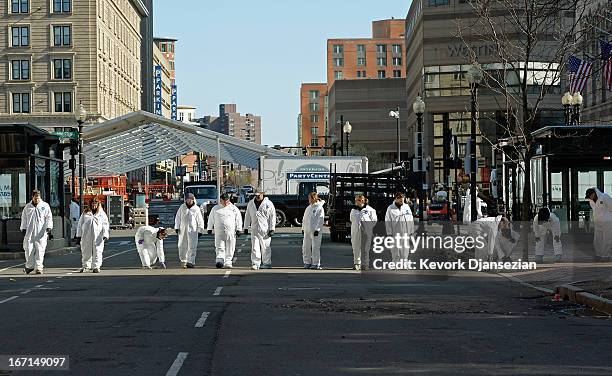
left=456, top=0, right=592, bottom=259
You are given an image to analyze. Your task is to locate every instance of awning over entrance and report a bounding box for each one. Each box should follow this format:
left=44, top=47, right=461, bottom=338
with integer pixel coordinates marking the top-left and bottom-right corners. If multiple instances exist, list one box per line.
left=82, top=111, right=293, bottom=176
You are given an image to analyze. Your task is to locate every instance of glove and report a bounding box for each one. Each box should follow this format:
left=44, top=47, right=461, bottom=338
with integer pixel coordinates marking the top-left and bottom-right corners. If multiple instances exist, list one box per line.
left=46, top=228, right=53, bottom=240
left=554, top=235, right=561, bottom=243
left=244, top=229, right=249, bottom=235
left=236, top=230, right=241, bottom=237
left=175, top=229, right=180, bottom=235
left=22, top=230, right=26, bottom=236
left=535, top=237, right=541, bottom=242
left=208, top=230, right=212, bottom=235
left=302, top=230, right=304, bottom=234
left=46, top=228, right=52, bottom=234
left=268, top=230, right=275, bottom=237
left=138, top=239, right=144, bottom=245
left=76, top=237, right=81, bottom=244
left=103, top=237, right=108, bottom=242
left=314, top=231, right=319, bottom=237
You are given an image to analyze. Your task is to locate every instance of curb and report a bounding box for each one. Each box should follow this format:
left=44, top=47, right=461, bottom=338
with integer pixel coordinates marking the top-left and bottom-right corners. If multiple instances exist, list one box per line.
left=0, top=246, right=80, bottom=261
left=556, top=284, right=612, bottom=315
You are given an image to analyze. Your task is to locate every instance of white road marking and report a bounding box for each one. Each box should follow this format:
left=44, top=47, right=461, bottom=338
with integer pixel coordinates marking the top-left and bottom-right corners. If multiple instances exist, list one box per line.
left=165, top=352, right=188, bottom=376
left=34, top=284, right=43, bottom=288
left=20, top=290, right=31, bottom=295
left=0, top=262, right=26, bottom=273
left=46, top=280, right=53, bottom=283
left=224, top=271, right=231, bottom=278
left=56, top=276, right=63, bottom=279
left=103, top=249, right=135, bottom=261
left=118, top=241, right=130, bottom=246
left=237, top=249, right=242, bottom=253
left=213, top=287, right=223, bottom=296
left=194, top=311, right=210, bottom=328
left=0, top=296, right=19, bottom=304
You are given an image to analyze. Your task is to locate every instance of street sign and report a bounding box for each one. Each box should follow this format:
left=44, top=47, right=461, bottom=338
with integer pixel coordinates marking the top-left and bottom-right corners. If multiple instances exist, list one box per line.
left=52, top=131, right=78, bottom=139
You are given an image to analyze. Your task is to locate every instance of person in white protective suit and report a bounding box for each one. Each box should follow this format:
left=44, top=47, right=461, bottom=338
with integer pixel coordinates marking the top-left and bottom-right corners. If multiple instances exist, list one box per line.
left=350, top=195, right=378, bottom=271
left=20, top=190, right=54, bottom=275
left=76, top=197, right=110, bottom=273
left=135, top=226, right=168, bottom=269
left=585, top=188, right=612, bottom=262
left=69, top=198, right=80, bottom=243
left=207, top=193, right=243, bottom=269
left=244, top=188, right=276, bottom=270
left=301, top=192, right=325, bottom=270
left=494, top=217, right=520, bottom=262
left=174, top=193, right=205, bottom=268
left=532, top=207, right=562, bottom=263
left=471, top=215, right=503, bottom=261
left=463, top=186, right=484, bottom=223
left=385, top=192, right=415, bottom=263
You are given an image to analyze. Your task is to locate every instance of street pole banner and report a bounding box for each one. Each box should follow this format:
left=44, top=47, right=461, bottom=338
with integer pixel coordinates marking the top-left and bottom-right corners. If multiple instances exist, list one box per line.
left=171, top=85, right=178, bottom=120
left=0, top=174, right=11, bottom=207
left=154, top=66, right=162, bottom=116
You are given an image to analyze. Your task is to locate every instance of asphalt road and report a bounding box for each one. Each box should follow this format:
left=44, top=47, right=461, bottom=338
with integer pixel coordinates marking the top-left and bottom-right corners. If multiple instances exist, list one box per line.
left=0, top=232, right=610, bottom=376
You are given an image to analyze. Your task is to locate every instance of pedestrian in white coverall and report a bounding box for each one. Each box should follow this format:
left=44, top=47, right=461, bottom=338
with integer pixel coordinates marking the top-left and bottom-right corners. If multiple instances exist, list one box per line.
left=69, top=198, right=80, bottom=241
left=302, top=192, right=325, bottom=269
left=20, top=190, right=53, bottom=275
left=77, top=197, right=109, bottom=273
left=585, top=188, right=612, bottom=262
left=532, top=207, right=562, bottom=263
left=494, top=217, right=519, bottom=262
left=207, top=193, right=243, bottom=269
left=350, top=195, right=378, bottom=271
left=385, top=192, right=415, bottom=263
left=244, top=188, right=276, bottom=270
left=463, top=187, right=484, bottom=223
left=175, top=193, right=205, bottom=268
left=472, top=215, right=503, bottom=261
left=135, top=226, right=168, bottom=269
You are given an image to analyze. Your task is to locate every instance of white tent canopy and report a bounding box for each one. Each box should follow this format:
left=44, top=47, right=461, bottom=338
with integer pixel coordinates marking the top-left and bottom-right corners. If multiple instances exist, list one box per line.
left=82, top=111, right=293, bottom=176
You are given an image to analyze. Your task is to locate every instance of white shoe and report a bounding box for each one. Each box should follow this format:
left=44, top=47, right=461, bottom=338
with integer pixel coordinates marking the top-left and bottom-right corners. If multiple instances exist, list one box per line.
left=142, top=265, right=152, bottom=270
left=251, top=264, right=259, bottom=270
left=224, top=263, right=233, bottom=269
left=181, top=262, right=187, bottom=269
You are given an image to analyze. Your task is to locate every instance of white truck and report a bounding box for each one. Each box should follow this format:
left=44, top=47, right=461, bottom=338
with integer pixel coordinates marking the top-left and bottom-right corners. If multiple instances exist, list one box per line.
left=258, top=156, right=368, bottom=226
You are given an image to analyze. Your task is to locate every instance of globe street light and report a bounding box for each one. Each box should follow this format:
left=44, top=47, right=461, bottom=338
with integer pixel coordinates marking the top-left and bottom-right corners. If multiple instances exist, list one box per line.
left=562, top=91, right=573, bottom=126
left=76, top=102, right=87, bottom=214
left=343, top=121, right=352, bottom=156
left=389, top=108, right=401, bottom=165
left=466, top=62, right=482, bottom=222
left=571, top=92, right=583, bottom=125
left=413, top=95, right=425, bottom=223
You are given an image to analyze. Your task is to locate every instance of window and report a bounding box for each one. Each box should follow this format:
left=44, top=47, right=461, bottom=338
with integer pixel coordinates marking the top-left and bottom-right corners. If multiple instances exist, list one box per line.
left=12, top=93, right=30, bottom=113
left=393, top=70, right=402, bottom=78
left=11, top=0, right=28, bottom=13
left=377, top=57, right=387, bottom=66
left=357, top=44, right=366, bottom=53
left=169, top=44, right=174, bottom=53
left=54, top=92, right=72, bottom=112
left=376, top=44, right=387, bottom=54
left=357, top=71, right=367, bottom=78
left=309, top=102, right=319, bottom=112
left=53, top=0, right=71, bottom=13
left=309, top=90, right=319, bottom=100
left=333, top=44, right=343, bottom=54
left=310, top=114, right=319, bottom=123
left=378, top=70, right=386, bottom=78
left=11, top=60, right=30, bottom=80
left=428, top=0, right=450, bottom=5
left=161, top=43, right=167, bottom=52
left=53, top=26, right=72, bottom=46
left=393, top=57, right=402, bottom=66
left=310, top=138, right=319, bottom=147
left=311, top=127, right=318, bottom=136
left=334, top=58, right=344, bottom=67
left=334, top=71, right=343, bottom=79
left=357, top=57, right=366, bottom=66
left=53, top=59, right=72, bottom=79
left=11, top=26, right=29, bottom=47
left=392, top=45, right=402, bottom=54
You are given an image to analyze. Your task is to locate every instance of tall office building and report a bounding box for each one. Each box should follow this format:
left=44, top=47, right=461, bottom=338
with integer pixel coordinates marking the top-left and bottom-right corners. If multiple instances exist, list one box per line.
left=199, top=104, right=261, bottom=144
left=0, top=0, right=150, bottom=132
left=298, top=83, right=327, bottom=153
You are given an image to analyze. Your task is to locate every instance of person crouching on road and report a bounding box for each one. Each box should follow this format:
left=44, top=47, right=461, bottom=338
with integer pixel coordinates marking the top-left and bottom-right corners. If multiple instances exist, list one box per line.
left=207, top=193, right=243, bottom=269
left=302, top=192, right=325, bottom=270
left=532, top=207, right=562, bottom=263
left=385, top=192, right=414, bottom=263
left=20, top=190, right=53, bottom=275
left=244, top=187, right=276, bottom=270
left=494, top=217, right=519, bottom=262
left=585, top=187, right=612, bottom=262
left=175, top=193, right=205, bottom=268
left=350, top=195, right=378, bottom=271
left=76, top=197, right=110, bottom=273
left=135, top=226, right=168, bottom=269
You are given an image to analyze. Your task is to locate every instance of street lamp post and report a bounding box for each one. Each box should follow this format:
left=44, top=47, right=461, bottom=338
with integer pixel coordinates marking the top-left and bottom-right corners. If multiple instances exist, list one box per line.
left=571, top=92, right=583, bottom=125
left=337, top=115, right=344, bottom=156
left=343, top=121, right=352, bottom=156
left=389, top=107, right=401, bottom=165
left=413, top=95, right=425, bottom=224
left=562, top=92, right=573, bottom=126
left=466, top=62, right=483, bottom=222
left=75, top=102, right=87, bottom=214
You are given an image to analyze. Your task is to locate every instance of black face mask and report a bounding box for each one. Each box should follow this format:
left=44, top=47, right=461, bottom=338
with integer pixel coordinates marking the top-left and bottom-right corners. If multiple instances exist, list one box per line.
left=395, top=202, right=403, bottom=209
left=186, top=202, right=194, bottom=208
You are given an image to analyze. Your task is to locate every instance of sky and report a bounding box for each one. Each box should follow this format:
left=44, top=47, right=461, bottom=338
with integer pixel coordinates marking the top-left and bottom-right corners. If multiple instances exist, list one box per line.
left=154, top=0, right=411, bottom=146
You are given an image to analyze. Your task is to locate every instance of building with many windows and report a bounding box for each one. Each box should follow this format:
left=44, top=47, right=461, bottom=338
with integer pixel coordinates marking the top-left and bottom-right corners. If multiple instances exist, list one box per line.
left=298, top=83, right=327, bottom=154
left=0, top=0, right=149, bottom=132
left=198, top=104, right=261, bottom=145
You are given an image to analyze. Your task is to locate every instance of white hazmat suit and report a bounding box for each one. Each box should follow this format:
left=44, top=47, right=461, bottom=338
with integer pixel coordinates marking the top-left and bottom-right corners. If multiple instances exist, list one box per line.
left=463, top=188, right=484, bottom=223
left=77, top=209, right=110, bottom=270
left=135, top=226, right=166, bottom=268
left=385, top=202, right=415, bottom=262
left=244, top=197, right=276, bottom=268
left=69, top=201, right=80, bottom=239
left=350, top=205, right=378, bottom=267
left=532, top=209, right=562, bottom=258
left=207, top=203, right=243, bottom=267
left=588, top=188, right=612, bottom=259
left=20, top=200, right=53, bottom=272
left=471, top=215, right=502, bottom=261
left=174, top=202, right=205, bottom=265
left=301, top=200, right=325, bottom=267
left=495, top=225, right=520, bottom=260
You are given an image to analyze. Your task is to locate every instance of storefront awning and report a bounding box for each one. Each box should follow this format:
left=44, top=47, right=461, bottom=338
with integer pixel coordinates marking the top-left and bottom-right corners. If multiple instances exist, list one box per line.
left=82, top=111, right=293, bottom=176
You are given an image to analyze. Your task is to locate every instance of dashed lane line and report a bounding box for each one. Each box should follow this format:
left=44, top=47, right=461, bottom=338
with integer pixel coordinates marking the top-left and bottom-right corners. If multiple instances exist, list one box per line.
left=0, top=296, right=19, bottom=305
left=194, top=312, right=210, bottom=328
left=213, top=287, right=223, bottom=296
left=165, top=352, right=188, bottom=376
left=224, top=271, right=231, bottom=278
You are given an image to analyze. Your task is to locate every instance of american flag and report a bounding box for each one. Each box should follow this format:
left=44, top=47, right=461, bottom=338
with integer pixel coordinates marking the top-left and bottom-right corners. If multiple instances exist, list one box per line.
left=567, top=55, right=592, bottom=94
left=601, top=39, right=612, bottom=90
